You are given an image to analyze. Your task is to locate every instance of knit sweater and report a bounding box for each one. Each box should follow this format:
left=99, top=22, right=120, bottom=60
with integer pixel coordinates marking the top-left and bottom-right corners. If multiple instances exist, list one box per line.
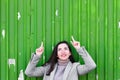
left=53, top=59, right=69, bottom=80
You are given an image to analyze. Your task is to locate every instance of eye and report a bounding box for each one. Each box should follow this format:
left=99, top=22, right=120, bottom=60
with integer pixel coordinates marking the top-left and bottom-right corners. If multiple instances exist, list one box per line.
left=64, top=47, right=68, bottom=50
left=58, top=48, right=61, bottom=51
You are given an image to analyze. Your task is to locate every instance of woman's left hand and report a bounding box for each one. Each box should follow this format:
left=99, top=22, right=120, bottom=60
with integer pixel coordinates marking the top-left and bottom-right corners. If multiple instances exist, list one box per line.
left=70, top=36, right=81, bottom=49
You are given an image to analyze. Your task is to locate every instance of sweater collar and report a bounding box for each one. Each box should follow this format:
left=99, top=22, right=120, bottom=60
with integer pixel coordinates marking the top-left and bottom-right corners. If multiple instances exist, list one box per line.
left=57, top=59, right=70, bottom=66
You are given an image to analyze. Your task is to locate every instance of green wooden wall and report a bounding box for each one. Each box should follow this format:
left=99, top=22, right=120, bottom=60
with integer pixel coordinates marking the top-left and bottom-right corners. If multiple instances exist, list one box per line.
left=0, top=0, right=120, bottom=80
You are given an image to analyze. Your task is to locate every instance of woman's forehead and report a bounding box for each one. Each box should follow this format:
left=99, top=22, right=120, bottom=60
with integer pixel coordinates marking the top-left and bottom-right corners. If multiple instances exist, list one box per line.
left=58, top=43, right=68, bottom=48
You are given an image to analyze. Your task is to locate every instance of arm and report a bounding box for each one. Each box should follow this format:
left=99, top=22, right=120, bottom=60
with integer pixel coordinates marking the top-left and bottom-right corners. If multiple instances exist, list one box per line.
left=76, top=47, right=96, bottom=75
left=25, top=53, right=45, bottom=77
left=25, top=42, right=46, bottom=77
left=70, top=36, right=96, bottom=75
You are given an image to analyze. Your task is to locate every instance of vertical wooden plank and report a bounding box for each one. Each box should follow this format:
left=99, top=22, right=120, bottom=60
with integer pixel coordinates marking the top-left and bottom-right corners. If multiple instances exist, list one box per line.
left=51, top=0, right=55, bottom=50
left=14, top=0, right=18, bottom=79
left=17, top=0, right=25, bottom=77
left=45, top=0, right=52, bottom=61
left=36, top=0, right=43, bottom=48
left=116, top=0, right=120, bottom=79
left=81, top=0, right=88, bottom=47
left=96, top=0, right=99, bottom=79
left=72, top=0, right=79, bottom=40
left=0, top=0, right=2, bottom=79
left=24, top=0, right=31, bottom=63
left=97, top=0, right=105, bottom=80
left=70, top=0, right=73, bottom=38
left=8, top=0, right=13, bottom=79
left=6, top=0, right=9, bottom=79
left=54, top=0, right=61, bottom=43
left=0, top=0, right=2, bottom=76
left=87, top=0, right=96, bottom=80
left=8, top=0, right=18, bottom=79
left=0, top=0, right=8, bottom=80
left=60, top=0, right=64, bottom=40
left=31, top=0, right=37, bottom=53
left=104, top=0, right=108, bottom=79
left=106, top=0, right=114, bottom=80
left=63, top=0, right=70, bottom=41
left=86, top=0, right=89, bottom=50
left=78, top=0, right=82, bottom=42
left=113, top=0, right=117, bottom=80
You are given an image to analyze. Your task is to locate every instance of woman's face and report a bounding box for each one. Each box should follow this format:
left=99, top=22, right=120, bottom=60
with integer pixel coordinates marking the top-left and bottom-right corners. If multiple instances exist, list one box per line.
left=57, top=43, right=71, bottom=61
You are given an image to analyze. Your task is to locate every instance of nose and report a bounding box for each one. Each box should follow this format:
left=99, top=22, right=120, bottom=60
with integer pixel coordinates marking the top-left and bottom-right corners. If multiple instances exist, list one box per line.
left=61, top=49, right=65, bottom=53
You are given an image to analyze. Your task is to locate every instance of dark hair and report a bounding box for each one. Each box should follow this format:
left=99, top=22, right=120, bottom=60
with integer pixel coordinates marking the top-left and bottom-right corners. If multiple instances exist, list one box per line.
left=43, top=41, right=75, bottom=75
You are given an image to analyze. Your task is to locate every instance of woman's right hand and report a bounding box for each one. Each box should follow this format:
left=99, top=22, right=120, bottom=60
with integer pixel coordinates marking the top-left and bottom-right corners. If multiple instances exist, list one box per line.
left=36, top=42, right=44, bottom=56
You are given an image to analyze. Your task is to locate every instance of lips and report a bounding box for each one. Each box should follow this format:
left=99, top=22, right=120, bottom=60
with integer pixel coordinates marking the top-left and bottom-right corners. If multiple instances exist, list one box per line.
left=61, top=54, right=67, bottom=57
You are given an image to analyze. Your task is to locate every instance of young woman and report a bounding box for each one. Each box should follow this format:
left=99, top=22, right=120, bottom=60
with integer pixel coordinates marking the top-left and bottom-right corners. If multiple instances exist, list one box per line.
left=25, top=36, right=96, bottom=80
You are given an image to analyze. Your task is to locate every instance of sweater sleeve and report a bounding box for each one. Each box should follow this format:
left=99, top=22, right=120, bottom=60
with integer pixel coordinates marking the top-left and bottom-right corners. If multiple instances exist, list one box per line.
left=76, top=47, right=96, bottom=75
left=25, top=53, right=45, bottom=77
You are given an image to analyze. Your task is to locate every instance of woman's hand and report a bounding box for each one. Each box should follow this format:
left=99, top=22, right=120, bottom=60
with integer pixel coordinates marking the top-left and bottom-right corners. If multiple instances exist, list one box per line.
left=70, top=36, right=81, bottom=49
left=36, top=42, right=44, bottom=56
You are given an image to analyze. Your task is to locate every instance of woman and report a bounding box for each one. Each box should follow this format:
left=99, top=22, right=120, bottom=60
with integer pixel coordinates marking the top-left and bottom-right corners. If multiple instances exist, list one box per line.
left=25, top=36, right=96, bottom=80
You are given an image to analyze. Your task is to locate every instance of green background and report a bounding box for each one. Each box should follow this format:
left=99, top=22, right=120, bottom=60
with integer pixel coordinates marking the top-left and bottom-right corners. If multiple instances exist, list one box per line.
left=0, top=0, right=120, bottom=80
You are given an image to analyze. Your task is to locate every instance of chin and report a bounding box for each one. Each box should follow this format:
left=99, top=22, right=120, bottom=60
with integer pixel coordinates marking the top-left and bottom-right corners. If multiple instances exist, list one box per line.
left=60, top=58, right=69, bottom=61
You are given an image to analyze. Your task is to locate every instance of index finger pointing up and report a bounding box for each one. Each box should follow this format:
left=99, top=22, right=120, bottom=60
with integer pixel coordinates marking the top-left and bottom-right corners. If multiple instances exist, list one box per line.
left=40, top=42, right=43, bottom=47
left=71, top=36, right=75, bottom=42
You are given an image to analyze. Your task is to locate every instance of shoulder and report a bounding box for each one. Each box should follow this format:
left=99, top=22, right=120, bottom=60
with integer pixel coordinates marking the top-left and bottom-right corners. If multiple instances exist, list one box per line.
left=70, top=62, right=81, bottom=69
left=73, top=62, right=80, bottom=66
left=68, top=61, right=81, bottom=66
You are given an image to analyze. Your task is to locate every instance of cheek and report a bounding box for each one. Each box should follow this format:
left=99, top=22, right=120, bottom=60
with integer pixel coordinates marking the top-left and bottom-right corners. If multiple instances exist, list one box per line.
left=57, top=52, right=61, bottom=57
left=68, top=53, right=71, bottom=56
left=66, top=51, right=71, bottom=55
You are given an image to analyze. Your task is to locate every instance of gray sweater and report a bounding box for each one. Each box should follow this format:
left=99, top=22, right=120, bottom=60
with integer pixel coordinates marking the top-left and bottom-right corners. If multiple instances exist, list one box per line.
left=25, top=47, right=96, bottom=80
left=54, top=59, right=69, bottom=80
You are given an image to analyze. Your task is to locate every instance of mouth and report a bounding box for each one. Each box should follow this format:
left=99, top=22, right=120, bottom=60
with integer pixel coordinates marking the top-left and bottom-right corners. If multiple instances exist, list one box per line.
left=61, top=54, right=67, bottom=57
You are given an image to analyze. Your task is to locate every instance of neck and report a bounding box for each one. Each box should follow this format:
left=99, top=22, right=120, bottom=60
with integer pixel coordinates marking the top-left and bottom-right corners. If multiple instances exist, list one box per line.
left=58, top=59, right=69, bottom=66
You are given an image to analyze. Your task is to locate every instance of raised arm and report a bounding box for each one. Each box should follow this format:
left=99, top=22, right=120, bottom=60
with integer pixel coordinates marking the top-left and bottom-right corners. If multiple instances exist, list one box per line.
left=25, top=42, right=46, bottom=77
left=70, top=36, right=96, bottom=75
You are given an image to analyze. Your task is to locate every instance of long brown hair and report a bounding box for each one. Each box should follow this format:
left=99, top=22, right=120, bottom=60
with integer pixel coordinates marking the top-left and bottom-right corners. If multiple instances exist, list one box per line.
left=43, top=41, right=75, bottom=75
